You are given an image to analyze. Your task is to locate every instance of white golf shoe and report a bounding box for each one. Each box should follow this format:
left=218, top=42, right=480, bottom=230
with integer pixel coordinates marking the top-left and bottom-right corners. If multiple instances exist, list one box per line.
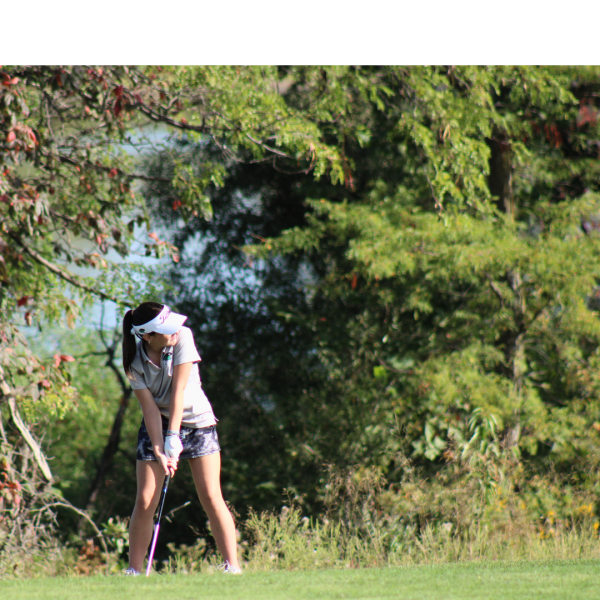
left=217, top=561, right=242, bottom=574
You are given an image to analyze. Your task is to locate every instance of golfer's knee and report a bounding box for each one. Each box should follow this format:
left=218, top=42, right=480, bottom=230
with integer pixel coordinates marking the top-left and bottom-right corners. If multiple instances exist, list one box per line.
left=134, top=494, right=158, bottom=514
left=200, top=491, right=226, bottom=514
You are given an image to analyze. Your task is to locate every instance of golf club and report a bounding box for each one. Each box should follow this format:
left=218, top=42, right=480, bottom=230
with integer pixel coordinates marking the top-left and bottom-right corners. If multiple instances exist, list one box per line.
left=146, top=473, right=171, bottom=576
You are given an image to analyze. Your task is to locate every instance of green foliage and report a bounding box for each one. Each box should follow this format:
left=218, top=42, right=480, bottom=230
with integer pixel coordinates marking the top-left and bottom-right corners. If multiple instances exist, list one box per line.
left=31, top=325, right=136, bottom=512
left=1, top=66, right=357, bottom=558
left=160, top=460, right=600, bottom=574
left=270, top=188, right=600, bottom=468
left=6, top=65, right=600, bottom=574
left=1, top=64, right=349, bottom=378
left=101, top=517, right=129, bottom=556
left=139, top=66, right=600, bottom=529
left=240, top=66, right=600, bottom=483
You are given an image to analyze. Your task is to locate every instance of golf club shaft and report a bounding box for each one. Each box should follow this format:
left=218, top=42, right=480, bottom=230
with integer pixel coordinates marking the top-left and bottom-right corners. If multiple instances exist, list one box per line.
left=146, top=474, right=171, bottom=576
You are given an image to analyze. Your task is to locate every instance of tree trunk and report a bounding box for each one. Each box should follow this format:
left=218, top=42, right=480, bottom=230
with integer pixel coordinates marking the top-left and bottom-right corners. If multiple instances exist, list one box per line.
left=487, top=130, right=515, bottom=217
left=84, top=389, right=133, bottom=513
left=504, top=271, right=526, bottom=448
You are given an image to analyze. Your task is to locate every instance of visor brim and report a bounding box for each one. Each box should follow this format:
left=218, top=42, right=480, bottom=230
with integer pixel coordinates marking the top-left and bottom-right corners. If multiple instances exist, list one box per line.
left=152, top=312, right=187, bottom=335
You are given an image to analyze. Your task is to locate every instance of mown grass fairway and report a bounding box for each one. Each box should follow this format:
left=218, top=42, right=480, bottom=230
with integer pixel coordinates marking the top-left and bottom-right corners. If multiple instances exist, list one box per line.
left=2, top=560, right=600, bottom=600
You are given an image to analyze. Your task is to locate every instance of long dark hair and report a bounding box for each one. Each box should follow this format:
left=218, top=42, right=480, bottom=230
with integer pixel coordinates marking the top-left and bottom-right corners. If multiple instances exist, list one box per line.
left=122, top=302, right=163, bottom=375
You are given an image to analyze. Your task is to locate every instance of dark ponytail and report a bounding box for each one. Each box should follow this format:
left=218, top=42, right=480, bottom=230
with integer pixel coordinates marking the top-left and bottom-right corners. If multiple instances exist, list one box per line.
left=122, top=302, right=163, bottom=375
left=122, top=310, right=136, bottom=376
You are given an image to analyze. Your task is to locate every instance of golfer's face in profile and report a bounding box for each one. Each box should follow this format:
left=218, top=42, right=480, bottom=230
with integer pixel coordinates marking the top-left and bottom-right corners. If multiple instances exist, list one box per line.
left=161, top=330, right=180, bottom=346
left=144, top=329, right=181, bottom=348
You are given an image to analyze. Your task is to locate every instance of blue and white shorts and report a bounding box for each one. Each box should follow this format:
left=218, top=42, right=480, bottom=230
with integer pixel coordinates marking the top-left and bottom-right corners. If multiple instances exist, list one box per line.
left=136, top=418, right=221, bottom=461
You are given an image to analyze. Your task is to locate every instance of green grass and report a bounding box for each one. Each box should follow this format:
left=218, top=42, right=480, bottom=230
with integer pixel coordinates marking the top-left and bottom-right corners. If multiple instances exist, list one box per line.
left=2, top=560, right=600, bottom=600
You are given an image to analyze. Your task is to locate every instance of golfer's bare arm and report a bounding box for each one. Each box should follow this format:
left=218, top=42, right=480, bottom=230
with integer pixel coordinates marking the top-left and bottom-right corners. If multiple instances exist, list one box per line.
left=133, top=387, right=166, bottom=455
left=168, top=362, right=193, bottom=433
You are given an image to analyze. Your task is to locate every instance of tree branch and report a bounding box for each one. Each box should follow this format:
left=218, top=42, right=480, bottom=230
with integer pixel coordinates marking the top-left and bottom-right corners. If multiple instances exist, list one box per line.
left=245, top=133, right=296, bottom=159
left=47, top=149, right=172, bottom=184
left=485, top=272, right=505, bottom=306
left=42, top=500, right=110, bottom=571
left=139, top=101, right=299, bottom=162
left=3, top=392, right=54, bottom=483
left=85, top=325, right=134, bottom=512
left=7, top=233, right=119, bottom=304
left=136, top=102, right=210, bottom=134
left=84, top=389, right=133, bottom=512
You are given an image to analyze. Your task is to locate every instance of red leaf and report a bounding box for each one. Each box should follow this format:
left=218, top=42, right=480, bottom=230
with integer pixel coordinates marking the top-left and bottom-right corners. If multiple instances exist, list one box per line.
left=39, top=379, right=51, bottom=388
left=172, top=200, right=182, bottom=211
left=113, top=85, right=124, bottom=98
left=53, top=353, right=61, bottom=368
left=6, top=131, right=16, bottom=143
left=108, top=168, right=118, bottom=178
left=148, top=232, right=159, bottom=241
left=60, top=354, right=75, bottom=362
left=17, top=296, right=30, bottom=307
left=577, top=103, right=598, bottom=128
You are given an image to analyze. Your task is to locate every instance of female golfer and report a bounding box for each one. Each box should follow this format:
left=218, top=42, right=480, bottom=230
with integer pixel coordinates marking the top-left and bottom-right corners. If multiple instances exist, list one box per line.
left=121, top=301, right=241, bottom=575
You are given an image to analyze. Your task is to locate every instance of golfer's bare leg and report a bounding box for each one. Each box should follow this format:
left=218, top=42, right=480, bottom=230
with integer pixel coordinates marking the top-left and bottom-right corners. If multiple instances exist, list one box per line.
left=189, top=453, right=241, bottom=570
left=128, top=460, right=164, bottom=573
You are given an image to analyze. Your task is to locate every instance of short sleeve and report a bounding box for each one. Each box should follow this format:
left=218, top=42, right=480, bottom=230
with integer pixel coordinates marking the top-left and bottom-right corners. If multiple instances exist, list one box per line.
left=173, top=327, right=201, bottom=366
left=127, top=363, right=148, bottom=390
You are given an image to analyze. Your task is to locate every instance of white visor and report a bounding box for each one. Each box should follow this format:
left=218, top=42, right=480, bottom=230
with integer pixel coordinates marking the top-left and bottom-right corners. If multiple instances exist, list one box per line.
left=131, top=305, right=187, bottom=337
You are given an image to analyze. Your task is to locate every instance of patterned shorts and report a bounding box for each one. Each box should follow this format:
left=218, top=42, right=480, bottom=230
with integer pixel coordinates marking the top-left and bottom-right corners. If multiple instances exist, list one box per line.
left=136, top=418, right=221, bottom=461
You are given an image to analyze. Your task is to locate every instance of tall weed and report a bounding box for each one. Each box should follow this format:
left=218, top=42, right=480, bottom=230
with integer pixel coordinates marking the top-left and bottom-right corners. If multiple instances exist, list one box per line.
left=163, top=450, right=600, bottom=573
left=6, top=447, right=600, bottom=576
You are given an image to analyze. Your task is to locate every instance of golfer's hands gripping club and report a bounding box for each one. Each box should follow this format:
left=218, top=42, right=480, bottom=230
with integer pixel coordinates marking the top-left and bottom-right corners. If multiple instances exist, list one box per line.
left=164, top=433, right=183, bottom=460
left=157, top=450, right=178, bottom=478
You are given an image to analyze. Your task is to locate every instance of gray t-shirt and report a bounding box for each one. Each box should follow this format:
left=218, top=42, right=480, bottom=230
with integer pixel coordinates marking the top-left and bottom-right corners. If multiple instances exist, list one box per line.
left=127, top=327, right=216, bottom=428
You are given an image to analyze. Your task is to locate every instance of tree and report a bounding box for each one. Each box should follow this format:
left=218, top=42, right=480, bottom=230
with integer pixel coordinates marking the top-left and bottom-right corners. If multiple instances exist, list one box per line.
left=141, top=67, right=393, bottom=513
left=147, top=67, right=600, bottom=523
left=256, top=66, right=600, bottom=506
left=0, top=65, right=353, bottom=563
